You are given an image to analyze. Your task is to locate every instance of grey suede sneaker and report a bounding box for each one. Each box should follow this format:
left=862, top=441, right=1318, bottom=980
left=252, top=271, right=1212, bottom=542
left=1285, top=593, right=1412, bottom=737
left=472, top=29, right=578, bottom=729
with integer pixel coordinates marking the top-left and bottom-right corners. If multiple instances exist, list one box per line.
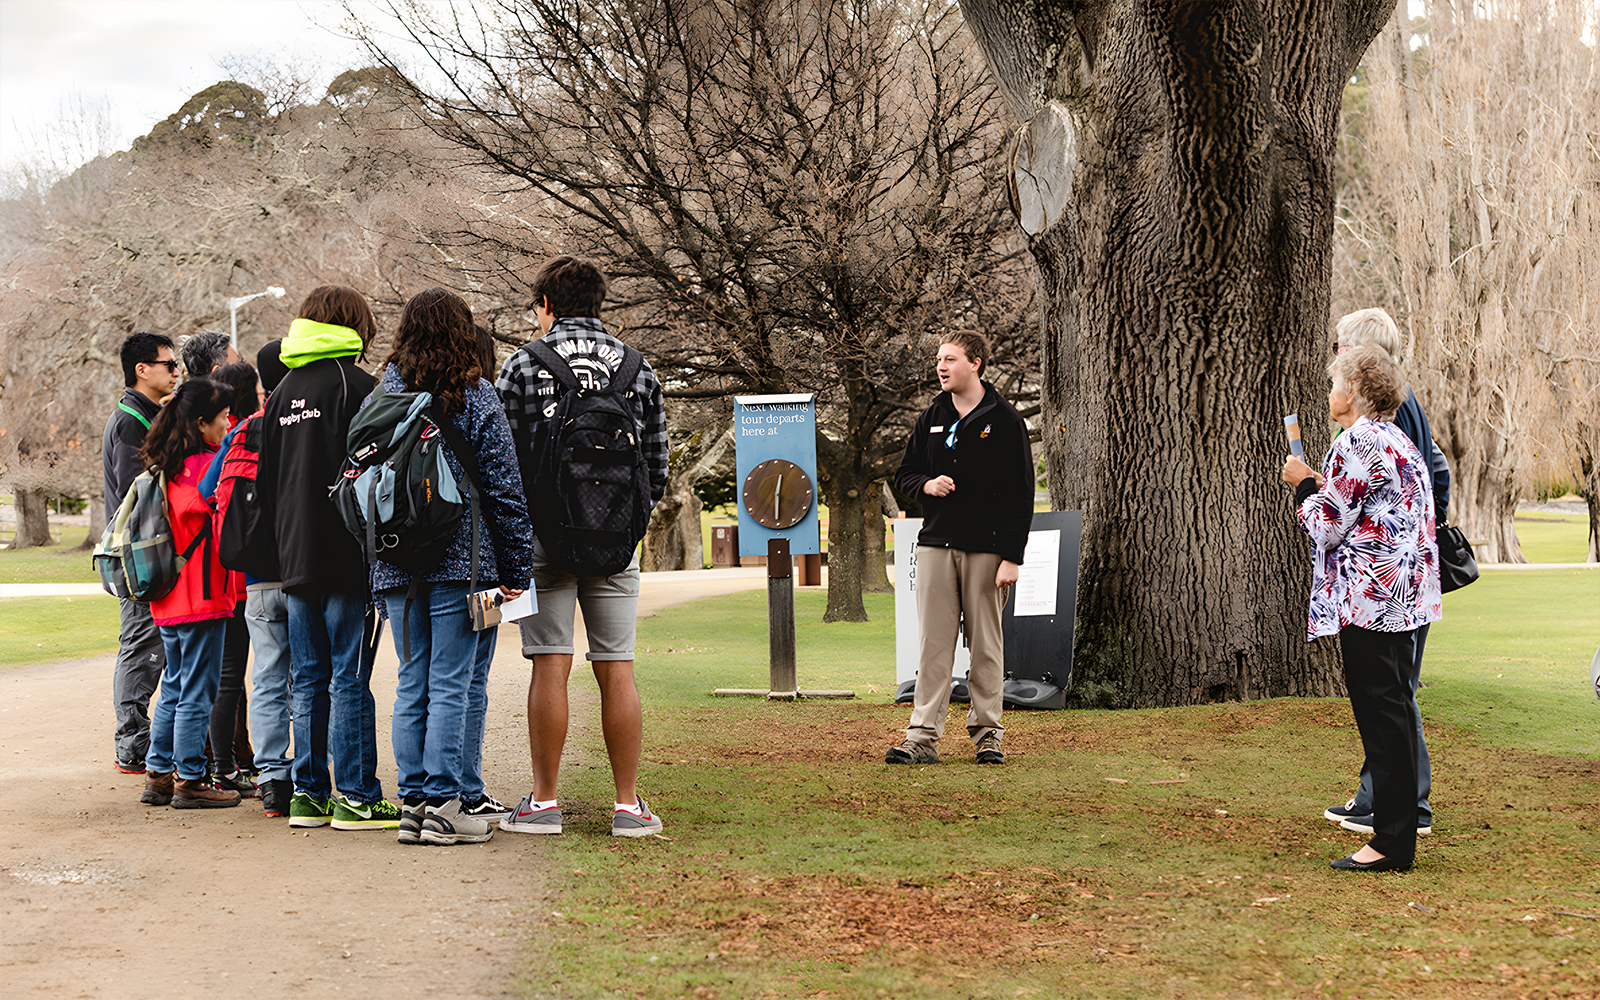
left=421, top=798, right=494, bottom=846
left=974, top=732, right=1005, bottom=765
left=611, top=798, right=663, bottom=838
left=885, top=739, right=939, bottom=765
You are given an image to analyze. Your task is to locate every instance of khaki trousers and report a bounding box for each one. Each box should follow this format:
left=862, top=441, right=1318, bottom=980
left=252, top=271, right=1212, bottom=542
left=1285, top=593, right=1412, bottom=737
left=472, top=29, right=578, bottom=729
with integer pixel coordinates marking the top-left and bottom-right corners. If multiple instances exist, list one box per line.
left=906, top=546, right=1005, bottom=746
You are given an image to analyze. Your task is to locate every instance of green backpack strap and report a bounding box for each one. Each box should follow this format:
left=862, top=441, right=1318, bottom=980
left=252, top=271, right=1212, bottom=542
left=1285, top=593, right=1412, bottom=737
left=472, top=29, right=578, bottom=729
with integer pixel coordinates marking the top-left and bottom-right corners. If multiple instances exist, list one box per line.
left=118, top=402, right=152, bottom=430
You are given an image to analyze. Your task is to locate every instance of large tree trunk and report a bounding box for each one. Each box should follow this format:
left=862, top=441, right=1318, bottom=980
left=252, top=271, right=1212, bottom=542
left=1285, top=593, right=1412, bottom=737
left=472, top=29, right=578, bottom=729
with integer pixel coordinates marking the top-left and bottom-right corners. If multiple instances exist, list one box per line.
left=8, top=488, right=54, bottom=549
left=959, top=0, right=1396, bottom=706
left=1579, top=421, right=1600, bottom=564
left=72, top=497, right=105, bottom=551
left=641, top=489, right=704, bottom=573
left=861, top=479, right=891, bottom=593
left=820, top=464, right=871, bottom=622
left=640, top=424, right=732, bottom=573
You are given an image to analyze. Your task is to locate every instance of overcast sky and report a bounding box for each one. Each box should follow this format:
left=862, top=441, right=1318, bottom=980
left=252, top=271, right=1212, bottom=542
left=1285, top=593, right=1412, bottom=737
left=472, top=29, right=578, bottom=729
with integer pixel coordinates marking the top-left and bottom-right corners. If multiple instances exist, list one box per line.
left=0, top=0, right=375, bottom=170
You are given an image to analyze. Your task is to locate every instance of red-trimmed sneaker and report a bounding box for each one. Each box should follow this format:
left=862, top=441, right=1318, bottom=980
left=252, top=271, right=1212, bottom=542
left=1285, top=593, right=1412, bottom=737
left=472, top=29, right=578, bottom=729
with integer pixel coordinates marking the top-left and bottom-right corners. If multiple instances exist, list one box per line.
left=499, top=794, right=561, bottom=835
left=611, top=798, right=663, bottom=838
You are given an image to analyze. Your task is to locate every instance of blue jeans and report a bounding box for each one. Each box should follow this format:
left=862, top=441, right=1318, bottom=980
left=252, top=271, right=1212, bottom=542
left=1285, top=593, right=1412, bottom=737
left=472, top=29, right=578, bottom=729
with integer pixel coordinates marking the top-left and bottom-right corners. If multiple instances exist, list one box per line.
left=383, top=583, right=479, bottom=801
left=460, top=625, right=498, bottom=802
left=245, top=587, right=293, bottom=782
left=1352, top=622, right=1433, bottom=825
left=146, top=620, right=227, bottom=780
left=287, top=589, right=382, bottom=803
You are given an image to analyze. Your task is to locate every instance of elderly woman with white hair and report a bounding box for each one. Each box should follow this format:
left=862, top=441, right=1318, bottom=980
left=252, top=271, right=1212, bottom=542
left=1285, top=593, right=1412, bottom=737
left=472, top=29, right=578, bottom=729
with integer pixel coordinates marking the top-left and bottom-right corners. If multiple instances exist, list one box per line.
left=1319, top=308, right=1451, bottom=841
left=1282, top=344, right=1442, bottom=872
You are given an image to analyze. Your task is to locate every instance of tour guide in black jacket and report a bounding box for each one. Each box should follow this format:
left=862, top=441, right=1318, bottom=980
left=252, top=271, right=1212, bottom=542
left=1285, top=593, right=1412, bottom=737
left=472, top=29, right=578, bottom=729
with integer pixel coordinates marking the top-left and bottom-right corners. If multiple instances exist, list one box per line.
left=259, top=296, right=399, bottom=830
left=888, top=333, right=1034, bottom=766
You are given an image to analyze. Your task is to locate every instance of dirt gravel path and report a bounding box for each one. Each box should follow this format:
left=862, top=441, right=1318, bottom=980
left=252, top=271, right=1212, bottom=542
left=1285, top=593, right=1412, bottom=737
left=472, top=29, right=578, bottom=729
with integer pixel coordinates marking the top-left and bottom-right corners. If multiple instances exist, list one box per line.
left=0, top=569, right=766, bottom=1000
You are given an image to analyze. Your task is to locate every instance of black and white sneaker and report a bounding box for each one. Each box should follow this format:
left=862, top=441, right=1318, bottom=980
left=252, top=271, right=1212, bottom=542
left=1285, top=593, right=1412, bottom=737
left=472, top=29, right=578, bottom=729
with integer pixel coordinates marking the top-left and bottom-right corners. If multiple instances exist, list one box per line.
left=397, top=797, right=427, bottom=845
left=1323, top=798, right=1366, bottom=823
left=461, top=793, right=514, bottom=824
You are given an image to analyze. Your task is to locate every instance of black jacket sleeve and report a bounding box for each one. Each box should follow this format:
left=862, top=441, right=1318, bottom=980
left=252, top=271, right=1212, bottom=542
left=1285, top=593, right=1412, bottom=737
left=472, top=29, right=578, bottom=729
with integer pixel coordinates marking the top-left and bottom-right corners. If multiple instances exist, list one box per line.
left=894, top=410, right=934, bottom=502
left=992, top=405, right=1035, bottom=565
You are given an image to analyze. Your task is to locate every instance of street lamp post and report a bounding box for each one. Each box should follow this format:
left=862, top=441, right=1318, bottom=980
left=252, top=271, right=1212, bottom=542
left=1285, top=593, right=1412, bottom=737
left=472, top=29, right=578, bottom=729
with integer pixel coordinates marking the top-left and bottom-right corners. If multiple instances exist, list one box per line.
left=227, top=286, right=287, bottom=346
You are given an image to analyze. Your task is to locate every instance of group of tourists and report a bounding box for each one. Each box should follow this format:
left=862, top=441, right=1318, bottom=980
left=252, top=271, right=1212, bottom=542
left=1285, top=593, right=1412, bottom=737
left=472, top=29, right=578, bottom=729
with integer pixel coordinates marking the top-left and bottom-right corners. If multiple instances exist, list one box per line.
left=102, top=263, right=1446, bottom=869
left=103, top=256, right=668, bottom=844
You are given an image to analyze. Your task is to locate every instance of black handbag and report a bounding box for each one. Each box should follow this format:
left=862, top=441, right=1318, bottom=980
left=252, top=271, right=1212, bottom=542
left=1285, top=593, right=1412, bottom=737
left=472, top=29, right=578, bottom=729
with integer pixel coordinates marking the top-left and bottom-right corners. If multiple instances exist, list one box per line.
left=1437, top=522, right=1479, bottom=593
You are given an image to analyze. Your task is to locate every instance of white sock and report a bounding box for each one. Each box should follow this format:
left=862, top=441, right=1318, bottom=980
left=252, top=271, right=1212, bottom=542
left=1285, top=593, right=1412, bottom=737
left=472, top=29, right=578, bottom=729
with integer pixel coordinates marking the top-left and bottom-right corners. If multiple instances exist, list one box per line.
left=614, top=800, right=643, bottom=815
left=532, top=798, right=558, bottom=811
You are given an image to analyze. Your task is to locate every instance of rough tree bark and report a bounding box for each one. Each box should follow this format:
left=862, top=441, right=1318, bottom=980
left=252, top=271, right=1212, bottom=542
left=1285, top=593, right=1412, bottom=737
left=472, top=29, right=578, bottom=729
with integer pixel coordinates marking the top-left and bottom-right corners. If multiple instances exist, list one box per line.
left=958, top=0, right=1396, bottom=706
left=72, top=497, right=105, bottom=551
left=8, top=488, right=54, bottom=549
left=860, top=479, right=892, bottom=593
left=641, top=426, right=734, bottom=573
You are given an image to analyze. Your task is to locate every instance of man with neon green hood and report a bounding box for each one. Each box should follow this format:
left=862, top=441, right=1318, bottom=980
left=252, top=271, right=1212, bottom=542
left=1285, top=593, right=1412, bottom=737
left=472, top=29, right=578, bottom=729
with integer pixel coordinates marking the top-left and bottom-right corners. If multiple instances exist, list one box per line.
left=258, top=285, right=399, bottom=830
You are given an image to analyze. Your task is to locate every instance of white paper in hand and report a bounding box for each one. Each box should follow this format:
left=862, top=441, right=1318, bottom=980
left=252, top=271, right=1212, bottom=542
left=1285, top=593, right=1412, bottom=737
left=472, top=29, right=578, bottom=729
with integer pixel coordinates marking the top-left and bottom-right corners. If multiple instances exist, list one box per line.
left=500, top=591, right=537, bottom=622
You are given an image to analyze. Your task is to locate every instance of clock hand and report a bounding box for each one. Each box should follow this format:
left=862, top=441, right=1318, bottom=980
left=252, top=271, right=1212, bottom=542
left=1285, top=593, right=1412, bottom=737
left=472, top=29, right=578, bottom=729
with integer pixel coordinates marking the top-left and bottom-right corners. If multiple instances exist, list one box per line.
left=774, top=474, right=782, bottom=524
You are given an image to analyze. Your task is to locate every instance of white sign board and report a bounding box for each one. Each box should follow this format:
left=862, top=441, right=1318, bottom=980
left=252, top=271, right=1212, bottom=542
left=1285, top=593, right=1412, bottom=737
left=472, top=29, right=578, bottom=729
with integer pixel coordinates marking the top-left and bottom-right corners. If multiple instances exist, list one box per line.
left=1013, top=529, right=1060, bottom=617
left=894, top=518, right=970, bottom=686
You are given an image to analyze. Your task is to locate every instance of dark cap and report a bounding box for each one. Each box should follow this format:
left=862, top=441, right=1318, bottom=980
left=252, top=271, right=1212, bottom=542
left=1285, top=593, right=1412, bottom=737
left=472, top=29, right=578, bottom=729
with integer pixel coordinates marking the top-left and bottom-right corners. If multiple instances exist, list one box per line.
left=256, top=339, right=290, bottom=392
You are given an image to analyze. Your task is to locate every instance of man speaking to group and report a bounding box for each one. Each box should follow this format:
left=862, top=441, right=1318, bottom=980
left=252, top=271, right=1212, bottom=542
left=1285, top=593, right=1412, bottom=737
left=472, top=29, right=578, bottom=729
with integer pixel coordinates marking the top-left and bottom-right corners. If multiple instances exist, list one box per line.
left=886, top=332, right=1035, bottom=766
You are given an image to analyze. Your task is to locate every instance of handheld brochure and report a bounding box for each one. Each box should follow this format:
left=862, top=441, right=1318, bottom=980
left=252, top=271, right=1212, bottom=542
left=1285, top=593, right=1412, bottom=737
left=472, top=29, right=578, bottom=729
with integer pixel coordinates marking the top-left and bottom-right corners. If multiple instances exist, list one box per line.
left=1283, top=414, right=1304, bottom=459
left=469, top=589, right=538, bottom=631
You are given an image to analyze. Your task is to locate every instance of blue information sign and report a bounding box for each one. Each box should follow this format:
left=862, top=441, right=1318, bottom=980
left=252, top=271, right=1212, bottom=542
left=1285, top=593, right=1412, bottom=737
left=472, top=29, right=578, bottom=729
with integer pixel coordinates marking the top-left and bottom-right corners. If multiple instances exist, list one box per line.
left=733, top=394, right=821, bottom=557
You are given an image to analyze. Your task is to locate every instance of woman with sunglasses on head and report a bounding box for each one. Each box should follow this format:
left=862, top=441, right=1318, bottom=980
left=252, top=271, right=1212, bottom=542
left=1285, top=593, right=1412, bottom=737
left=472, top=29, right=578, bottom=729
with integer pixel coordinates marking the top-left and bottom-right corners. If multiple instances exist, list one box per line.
left=137, top=377, right=242, bottom=810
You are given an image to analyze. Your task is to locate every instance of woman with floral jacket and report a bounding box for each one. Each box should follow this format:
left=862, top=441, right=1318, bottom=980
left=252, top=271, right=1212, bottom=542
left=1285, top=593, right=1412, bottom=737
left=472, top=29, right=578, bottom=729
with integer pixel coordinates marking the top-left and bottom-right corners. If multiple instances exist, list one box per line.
left=1281, top=344, right=1441, bottom=872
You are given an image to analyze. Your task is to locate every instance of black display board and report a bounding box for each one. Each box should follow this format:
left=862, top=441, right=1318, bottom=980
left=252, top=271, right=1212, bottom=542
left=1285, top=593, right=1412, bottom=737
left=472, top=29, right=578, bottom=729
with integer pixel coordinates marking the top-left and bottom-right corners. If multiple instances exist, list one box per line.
left=999, top=510, right=1082, bottom=709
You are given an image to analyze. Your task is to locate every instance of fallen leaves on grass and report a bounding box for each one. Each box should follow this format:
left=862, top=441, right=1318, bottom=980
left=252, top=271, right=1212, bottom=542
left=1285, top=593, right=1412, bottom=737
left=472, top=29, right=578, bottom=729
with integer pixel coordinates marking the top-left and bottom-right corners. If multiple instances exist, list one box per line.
left=676, top=871, right=1141, bottom=966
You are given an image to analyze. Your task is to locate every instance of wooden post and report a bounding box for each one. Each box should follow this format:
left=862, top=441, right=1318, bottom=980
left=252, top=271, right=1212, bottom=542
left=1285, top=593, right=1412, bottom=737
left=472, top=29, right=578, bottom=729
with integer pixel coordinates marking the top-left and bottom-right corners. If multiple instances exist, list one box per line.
left=767, top=537, right=797, bottom=699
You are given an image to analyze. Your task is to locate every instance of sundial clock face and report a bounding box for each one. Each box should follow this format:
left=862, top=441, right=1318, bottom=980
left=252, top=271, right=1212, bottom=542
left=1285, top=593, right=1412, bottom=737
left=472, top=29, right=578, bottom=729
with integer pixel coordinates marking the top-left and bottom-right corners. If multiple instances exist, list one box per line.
left=741, top=459, right=813, bottom=530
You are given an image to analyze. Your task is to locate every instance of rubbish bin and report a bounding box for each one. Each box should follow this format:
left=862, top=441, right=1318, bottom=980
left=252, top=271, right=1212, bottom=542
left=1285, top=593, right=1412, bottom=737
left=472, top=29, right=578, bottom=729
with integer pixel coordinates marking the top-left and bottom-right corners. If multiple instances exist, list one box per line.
left=711, top=524, right=739, bottom=567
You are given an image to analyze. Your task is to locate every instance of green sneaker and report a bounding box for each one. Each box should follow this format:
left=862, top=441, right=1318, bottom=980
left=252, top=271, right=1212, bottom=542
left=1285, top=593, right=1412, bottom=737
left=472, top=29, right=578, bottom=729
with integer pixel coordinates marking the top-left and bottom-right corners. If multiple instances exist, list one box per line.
left=288, top=793, right=334, bottom=828
left=330, top=795, right=402, bottom=830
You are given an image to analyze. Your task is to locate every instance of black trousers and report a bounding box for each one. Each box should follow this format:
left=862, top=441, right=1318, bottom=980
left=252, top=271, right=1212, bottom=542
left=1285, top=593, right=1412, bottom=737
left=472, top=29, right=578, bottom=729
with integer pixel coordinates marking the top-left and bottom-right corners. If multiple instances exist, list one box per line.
left=1340, top=623, right=1420, bottom=865
left=207, top=599, right=253, bottom=774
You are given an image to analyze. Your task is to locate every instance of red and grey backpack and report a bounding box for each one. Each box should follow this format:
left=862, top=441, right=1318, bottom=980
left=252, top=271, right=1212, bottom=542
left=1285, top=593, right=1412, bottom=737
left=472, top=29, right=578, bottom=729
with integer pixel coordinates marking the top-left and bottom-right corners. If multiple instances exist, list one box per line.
left=215, top=414, right=280, bottom=579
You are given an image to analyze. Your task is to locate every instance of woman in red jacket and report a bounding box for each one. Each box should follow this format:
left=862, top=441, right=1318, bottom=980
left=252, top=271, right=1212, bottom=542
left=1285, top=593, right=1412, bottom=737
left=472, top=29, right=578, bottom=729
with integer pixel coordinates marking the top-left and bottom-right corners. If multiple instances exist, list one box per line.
left=137, top=378, right=242, bottom=809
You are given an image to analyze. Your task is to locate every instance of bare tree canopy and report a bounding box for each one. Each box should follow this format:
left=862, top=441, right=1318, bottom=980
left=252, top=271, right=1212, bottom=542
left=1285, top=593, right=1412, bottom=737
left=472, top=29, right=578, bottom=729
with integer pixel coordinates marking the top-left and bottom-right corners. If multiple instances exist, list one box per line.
left=958, top=0, right=1397, bottom=706
left=347, top=0, right=1037, bottom=619
left=1334, top=0, right=1600, bottom=563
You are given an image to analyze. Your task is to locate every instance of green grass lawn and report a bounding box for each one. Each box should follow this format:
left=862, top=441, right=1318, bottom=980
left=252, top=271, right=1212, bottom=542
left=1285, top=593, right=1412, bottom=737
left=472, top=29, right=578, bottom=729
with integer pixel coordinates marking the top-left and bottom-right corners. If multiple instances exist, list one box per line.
left=0, top=594, right=121, bottom=666
left=527, top=572, right=1599, bottom=1000
left=0, top=541, right=100, bottom=584
left=1514, top=510, right=1590, bottom=564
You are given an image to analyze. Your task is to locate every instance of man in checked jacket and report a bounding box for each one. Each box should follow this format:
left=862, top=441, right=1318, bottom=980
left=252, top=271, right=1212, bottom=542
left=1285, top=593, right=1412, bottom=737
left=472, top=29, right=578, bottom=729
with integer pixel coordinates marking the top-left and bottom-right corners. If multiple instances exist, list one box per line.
left=494, top=255, right=670, bottom=838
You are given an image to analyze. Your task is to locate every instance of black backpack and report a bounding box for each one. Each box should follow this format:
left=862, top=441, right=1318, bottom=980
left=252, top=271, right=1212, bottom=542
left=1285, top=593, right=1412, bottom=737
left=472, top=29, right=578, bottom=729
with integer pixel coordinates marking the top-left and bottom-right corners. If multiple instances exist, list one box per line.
left=331, top=383, right=484, bottom=655
left=215, top=414, right=280, bottom=580
left=526, top=340, right=651, bottom=577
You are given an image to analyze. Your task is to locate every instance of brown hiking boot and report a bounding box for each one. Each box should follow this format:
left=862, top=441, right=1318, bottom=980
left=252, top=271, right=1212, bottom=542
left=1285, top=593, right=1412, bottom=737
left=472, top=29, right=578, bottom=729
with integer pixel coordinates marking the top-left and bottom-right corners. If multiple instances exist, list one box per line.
left=172, top=776, right=241, bottom=809
left=140, top=771, right=174, bottom=806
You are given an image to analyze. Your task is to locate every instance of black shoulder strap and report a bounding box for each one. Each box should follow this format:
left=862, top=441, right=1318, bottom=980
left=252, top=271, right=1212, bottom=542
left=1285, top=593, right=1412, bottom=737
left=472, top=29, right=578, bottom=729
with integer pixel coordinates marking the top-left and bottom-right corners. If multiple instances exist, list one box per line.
left=433, top=400, right=484, bottom=599
left=610, top=346, right=644, bottom=398
left=528, top=340, right=579, bottom=391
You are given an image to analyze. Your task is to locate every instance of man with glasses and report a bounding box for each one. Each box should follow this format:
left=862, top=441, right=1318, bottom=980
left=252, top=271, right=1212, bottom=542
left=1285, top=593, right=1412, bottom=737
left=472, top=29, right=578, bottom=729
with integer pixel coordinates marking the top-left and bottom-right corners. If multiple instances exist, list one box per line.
left=102, top=332, right=178, bottom=773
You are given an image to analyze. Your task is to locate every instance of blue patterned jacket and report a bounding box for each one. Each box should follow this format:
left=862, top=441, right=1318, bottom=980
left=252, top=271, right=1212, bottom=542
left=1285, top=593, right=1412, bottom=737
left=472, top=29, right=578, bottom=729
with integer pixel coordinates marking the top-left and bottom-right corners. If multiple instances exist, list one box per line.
left=367, top=364, right=535, bottom=593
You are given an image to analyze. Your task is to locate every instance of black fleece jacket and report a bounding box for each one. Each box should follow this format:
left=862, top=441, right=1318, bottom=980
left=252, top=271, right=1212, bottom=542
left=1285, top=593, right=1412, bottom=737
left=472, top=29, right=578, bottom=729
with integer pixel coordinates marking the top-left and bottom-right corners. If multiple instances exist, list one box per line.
left=102, top=388, right=162, bottom=524
left=894, top=382, right=1035, bottom=565
left=259, top=356, right=375, bottom=595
